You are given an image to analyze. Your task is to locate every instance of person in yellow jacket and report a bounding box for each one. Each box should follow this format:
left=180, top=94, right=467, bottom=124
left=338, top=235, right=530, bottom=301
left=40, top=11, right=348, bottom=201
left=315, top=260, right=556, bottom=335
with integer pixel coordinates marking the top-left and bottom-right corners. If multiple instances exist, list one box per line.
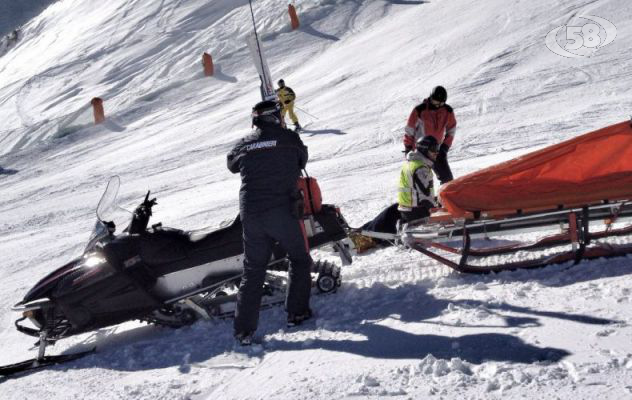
left=348, top=135, right=439, bottom=252
left=276, top=79, right=301, bottom=131
left=398, top=135, right=439, bottom=223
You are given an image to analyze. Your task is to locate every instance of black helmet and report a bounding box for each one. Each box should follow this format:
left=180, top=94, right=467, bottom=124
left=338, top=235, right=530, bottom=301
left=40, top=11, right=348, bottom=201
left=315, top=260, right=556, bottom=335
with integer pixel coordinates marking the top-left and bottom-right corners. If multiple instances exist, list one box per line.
left=252, top=100, right=282, bottom=126
left=277, top=79, right=285, bottom=87
left=416, top=135, right=439, bottom=156
left=430, top=85, right=447, bottom=103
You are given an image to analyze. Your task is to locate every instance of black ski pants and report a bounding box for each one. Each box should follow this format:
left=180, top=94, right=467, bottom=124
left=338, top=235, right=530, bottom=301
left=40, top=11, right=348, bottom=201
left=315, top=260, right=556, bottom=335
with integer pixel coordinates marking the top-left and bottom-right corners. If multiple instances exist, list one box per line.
left=433, top=151, right=453, bottom=185
left=360, top=203, right=400, bottom=234
left=234, top=206, right=313, bottom=335
left=400, top=207, right=430, bottom=222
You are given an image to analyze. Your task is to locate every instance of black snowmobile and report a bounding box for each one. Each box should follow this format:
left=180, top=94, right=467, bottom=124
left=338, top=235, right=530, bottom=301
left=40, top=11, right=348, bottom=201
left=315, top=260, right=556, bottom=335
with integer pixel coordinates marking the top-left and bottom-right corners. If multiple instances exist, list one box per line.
left=2, top=176, right=352, bottom=376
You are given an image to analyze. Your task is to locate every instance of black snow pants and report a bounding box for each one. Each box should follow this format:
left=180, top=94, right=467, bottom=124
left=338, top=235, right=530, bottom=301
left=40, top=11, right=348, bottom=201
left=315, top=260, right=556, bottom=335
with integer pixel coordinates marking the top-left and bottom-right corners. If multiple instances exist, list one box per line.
left=433, top=151, right=453, bottom=185
left=399, top=207, right=430, bottom=222
left=360, top=203, right=400, bottom=234
left=234, top=206, right=313, bottom=335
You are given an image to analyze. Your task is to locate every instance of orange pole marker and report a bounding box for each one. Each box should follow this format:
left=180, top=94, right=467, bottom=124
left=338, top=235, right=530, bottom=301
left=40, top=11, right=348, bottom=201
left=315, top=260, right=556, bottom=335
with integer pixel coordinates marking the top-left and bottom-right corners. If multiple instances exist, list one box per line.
left=202, top=52, right=214, bottom=76
left=289, top=4, right=300, bottom=30
left=91, top=97, right=105, bottom=124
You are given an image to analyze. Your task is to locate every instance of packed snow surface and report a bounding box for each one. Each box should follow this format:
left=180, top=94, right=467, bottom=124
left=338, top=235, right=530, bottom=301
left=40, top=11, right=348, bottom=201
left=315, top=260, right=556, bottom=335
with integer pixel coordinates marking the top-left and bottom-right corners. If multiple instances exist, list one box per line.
left=1, top=0, right=632, bottom=398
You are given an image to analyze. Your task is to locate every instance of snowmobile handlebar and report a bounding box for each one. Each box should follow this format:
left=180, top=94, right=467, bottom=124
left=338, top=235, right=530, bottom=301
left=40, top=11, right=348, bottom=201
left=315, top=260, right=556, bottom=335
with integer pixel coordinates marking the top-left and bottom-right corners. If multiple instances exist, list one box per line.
left=128, top=191, right=158, bottom=234
left=142, top=190, right=158, bottom=212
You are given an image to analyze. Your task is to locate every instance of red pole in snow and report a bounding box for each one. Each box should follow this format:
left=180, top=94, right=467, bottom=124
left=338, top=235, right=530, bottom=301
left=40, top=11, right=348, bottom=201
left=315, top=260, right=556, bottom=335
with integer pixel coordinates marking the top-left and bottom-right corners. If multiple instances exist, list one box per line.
left=289, top=4, right=300, bottom=30
left=202, top=52, right=214, bottom=76
left=91, top=97, right=105, bottom=124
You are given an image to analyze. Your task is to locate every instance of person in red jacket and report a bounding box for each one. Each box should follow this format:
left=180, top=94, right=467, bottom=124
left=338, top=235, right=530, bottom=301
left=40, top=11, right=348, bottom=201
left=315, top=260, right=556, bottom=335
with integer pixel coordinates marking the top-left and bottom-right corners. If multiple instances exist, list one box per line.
left=403, top=86, right=456, bottom=184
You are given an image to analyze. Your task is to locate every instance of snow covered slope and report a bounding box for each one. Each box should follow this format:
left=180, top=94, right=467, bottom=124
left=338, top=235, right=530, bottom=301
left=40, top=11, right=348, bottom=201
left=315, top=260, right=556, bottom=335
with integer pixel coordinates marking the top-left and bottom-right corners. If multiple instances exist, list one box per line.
left=0, top=0, right=57, bottom=37
left=1, top=0, right=632, bottom=398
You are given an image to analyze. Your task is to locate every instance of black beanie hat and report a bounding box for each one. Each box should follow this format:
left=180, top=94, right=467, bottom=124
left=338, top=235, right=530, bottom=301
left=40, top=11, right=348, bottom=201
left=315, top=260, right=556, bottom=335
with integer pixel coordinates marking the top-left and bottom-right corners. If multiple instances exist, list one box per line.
left=430, top=86, right=447, bottom=103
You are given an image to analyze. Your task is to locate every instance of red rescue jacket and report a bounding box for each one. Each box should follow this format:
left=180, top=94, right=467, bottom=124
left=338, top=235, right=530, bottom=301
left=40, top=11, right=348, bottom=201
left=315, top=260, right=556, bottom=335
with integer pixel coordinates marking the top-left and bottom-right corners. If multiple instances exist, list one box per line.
left=404, top=98, right=457, bottom=150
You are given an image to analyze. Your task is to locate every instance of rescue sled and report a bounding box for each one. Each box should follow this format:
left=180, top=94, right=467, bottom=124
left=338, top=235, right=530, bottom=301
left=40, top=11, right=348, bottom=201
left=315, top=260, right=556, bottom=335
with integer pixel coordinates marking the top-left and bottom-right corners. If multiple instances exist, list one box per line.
left=368, top=120, right=632, bottom=273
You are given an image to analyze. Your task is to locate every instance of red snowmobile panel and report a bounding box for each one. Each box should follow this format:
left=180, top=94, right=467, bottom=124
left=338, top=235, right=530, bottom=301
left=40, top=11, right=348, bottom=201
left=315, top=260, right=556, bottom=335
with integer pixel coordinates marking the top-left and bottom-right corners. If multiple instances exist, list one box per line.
left=440, top=121, right=632, bottom=217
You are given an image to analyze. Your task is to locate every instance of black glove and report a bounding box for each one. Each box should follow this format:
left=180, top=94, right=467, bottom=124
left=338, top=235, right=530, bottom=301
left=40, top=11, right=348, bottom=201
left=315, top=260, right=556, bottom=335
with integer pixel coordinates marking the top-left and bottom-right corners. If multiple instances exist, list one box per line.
left=403, top=145, right=413, bottom=155
left=284, top=100, right=291, bottom=105
left=289, top=190, right=305, bottom=219
left=439, top=143, right=449, bottom=155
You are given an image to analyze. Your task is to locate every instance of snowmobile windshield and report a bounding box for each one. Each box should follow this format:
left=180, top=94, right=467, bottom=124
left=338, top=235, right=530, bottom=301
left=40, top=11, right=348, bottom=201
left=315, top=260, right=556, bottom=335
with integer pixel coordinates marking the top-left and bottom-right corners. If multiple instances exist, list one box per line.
left=96, top=176, right=121, bottom=222
left=85, top=220, right=109, bottom=252
left=85, top=176, right=121, bottom=252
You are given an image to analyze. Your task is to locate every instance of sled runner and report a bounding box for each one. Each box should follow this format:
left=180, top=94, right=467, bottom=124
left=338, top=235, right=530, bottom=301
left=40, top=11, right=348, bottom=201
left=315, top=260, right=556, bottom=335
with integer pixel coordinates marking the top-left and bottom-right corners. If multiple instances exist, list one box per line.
left=3, top=176, right=352, bottom=377
left=404, top=200, right=632, bottom=273
left=361, top=120, right=632, bottom=273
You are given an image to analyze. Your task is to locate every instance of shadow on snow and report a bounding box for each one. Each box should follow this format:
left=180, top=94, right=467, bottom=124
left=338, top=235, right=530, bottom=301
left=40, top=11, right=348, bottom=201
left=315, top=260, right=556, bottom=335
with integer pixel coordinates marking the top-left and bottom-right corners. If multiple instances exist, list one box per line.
left=386, top=0, right=428, bottom=5
left=302, top=128, right=347, bottom=136
left=298, top=24, right=340, bottom=42
left=0, top=167, right=18, bottom=175
left=42, top=280, right=616, bottom=373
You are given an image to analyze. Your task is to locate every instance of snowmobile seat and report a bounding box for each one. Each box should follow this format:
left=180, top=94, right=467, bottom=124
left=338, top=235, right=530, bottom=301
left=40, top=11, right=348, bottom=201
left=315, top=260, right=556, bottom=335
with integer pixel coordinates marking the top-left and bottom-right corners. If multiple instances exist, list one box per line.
left=124, top=216, right=243, bottom=278
left=184, top=215, right=244, bottom=263
left=187, top=215, right=240, bottom=243
left=186, top=215, right=241, bottom=245
left=119, top=215, right=243, bottom=277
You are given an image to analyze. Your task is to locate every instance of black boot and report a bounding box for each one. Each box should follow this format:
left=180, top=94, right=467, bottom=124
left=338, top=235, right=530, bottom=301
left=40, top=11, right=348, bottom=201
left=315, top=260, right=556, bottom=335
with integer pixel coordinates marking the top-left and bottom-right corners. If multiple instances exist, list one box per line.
left=234, top=331, right=255, bottom=346
left=287, top=308, right=312, bottom=327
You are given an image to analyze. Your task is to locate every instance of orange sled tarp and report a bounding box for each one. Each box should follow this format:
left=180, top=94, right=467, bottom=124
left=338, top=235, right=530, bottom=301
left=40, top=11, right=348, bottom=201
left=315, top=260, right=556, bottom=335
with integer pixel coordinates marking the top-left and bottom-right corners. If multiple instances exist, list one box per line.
left=440, top=121, right=632, bottom=217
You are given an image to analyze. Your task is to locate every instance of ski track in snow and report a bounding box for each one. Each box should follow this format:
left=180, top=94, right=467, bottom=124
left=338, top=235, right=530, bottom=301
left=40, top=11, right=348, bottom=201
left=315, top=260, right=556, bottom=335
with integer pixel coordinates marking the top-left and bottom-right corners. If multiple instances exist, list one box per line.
left=2, top=0, right=632, bottom=398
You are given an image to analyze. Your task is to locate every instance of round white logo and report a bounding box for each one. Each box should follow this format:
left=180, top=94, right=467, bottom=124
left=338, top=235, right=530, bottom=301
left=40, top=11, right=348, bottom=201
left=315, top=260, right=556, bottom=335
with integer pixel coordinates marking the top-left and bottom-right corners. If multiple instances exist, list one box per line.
left=545, top=15, right=616, bottom=58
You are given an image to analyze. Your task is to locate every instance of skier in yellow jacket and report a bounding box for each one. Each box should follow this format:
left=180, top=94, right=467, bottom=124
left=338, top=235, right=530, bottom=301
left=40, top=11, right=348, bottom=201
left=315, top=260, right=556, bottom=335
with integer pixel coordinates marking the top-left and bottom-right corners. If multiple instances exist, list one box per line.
left=276, top=79, right=301, bottom=131
left=398, top=135, right=439, bottom=223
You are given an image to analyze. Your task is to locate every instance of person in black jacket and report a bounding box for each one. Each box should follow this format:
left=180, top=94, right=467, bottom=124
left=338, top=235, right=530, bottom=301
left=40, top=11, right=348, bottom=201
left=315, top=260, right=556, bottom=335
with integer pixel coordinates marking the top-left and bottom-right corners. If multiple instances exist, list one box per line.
left=227, top=100, right=313, bottom=345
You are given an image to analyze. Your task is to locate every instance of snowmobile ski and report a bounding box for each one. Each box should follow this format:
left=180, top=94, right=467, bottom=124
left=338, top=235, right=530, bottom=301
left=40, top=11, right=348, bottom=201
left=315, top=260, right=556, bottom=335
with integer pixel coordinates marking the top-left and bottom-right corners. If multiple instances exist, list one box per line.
left=0, top=348, right=95, bottom=378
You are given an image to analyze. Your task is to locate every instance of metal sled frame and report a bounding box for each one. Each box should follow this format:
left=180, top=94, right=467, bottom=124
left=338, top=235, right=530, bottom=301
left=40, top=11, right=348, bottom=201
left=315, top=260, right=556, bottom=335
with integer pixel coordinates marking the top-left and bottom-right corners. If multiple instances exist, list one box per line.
left=403, top=200, right=632, bottom=273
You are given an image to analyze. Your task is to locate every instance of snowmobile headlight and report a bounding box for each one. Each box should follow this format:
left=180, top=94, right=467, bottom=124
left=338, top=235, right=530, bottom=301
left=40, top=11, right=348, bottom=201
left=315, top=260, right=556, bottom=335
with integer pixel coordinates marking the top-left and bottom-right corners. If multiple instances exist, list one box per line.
left=84, top=255, right=106, bottom=268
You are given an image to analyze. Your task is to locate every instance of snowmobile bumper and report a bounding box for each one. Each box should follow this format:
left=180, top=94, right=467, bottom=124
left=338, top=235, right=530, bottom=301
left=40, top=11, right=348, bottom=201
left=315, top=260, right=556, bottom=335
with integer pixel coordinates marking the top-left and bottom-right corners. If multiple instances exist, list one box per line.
left=12, top=299, right=54, bottom=338
left=14, top=316, right=41, bottom=338
left=11, top=298, right=52, bottom=313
